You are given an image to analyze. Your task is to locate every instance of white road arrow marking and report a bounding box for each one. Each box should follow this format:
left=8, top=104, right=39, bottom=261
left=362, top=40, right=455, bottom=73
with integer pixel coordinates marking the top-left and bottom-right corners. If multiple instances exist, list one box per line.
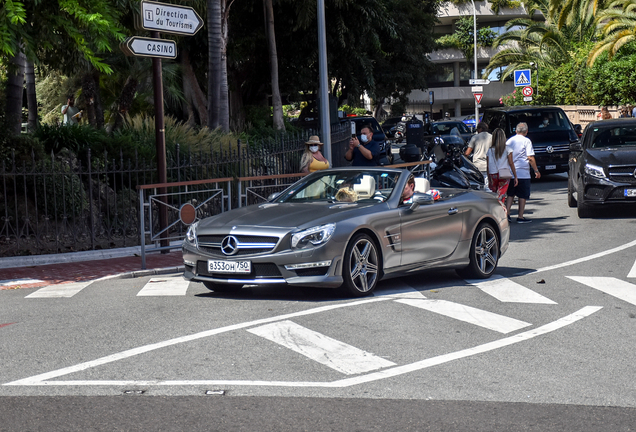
left=628, top=259, right=636, bottom=278
left=567, top=276, right=636, bottom=306
left=137, top=276, right=190, bottom=296
left=394, top=299, right=531, bottom=333
left=466, top=276, right=557, bottom=304
left=25, top=281, right=92, bottom=298
left=248, top=320, right=396, bottom=375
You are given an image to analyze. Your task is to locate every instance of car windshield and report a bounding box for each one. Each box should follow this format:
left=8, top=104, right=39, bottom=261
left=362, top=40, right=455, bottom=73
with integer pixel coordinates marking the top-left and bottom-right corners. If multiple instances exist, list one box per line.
left=432, top=122, right=470, bottom=134
left=590, top=125, right=636, bottom=148
left=274, top=170, right=401, bottom=203
left=509, top=110, right=571, bottom=133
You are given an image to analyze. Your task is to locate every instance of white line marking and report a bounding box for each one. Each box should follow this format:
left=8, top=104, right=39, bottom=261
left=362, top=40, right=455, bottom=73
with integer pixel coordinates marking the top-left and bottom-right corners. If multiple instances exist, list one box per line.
left=374, top=279, right=427, bottom=299
left=248, top=320, right=396, bottom=375
left=11, top=307, right=601, bottom=388
left=466, top=276, right=557, bottom=304
left=567, top=276, right=636, bottom=306
left=4, top=297, right=391, bottom=386
left=628, top=259, right=636, bottom=278
left=0, top=278, right=44, bottom=286
left=395, top=299, right=531, bottom=334
left=25, top=282, right=92, bottom=298
left=137, top=276, right=190, bottom=296
left=525, top=239, right=636, bottom=275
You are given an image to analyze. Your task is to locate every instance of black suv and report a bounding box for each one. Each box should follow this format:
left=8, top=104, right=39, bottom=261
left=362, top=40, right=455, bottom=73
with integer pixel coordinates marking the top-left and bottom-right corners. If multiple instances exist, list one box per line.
left=568, top=118, right=636, bottom=217
left=481, top=106, right=580, bottom=174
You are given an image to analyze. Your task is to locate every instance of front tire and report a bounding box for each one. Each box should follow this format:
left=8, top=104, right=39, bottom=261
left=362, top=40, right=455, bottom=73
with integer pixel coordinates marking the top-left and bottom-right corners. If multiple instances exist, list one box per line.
left=567, top=176, right=577, bottom=208
left=340, top=233, right=380, bottom=297
left=457, top=222, right=499, bottom=279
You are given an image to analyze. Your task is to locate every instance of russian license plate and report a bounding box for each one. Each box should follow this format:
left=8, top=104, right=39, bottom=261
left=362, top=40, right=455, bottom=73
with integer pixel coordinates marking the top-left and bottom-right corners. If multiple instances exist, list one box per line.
left=625, top=189, right=636, bottom=197
left=208, top=260, right=251, bottom=273
left=545, top=165, right=556, bottom=170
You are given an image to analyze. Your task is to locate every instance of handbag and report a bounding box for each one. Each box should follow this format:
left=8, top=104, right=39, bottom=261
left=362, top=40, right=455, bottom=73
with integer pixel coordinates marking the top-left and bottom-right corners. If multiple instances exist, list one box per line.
left=498, top=166, right=513, bottom=179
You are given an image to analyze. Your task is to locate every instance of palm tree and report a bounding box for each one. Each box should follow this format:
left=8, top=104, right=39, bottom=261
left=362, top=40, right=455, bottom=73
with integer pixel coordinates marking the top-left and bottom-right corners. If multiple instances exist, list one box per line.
left=588, top=0, right=636, bottom=65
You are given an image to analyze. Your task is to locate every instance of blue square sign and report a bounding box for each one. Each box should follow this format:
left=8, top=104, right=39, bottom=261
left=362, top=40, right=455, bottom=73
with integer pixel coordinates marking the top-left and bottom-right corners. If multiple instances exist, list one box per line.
left=514, top=69, right=532, bottom=87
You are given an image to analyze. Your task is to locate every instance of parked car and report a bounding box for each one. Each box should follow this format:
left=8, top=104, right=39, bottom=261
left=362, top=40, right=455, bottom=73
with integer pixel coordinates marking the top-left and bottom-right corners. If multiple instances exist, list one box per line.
left=568, top=118, right=636, bottom=218
left=349, top=116, right=393, bottom=165
left=381, top=116, right=403, bottom=139
left=462, top=114, right=483, bottom=131
left=183, top=166, right=509, bottom=297
left=481, top=106, right=580, bottom=174
left=429, top=121, right=474, bottom=144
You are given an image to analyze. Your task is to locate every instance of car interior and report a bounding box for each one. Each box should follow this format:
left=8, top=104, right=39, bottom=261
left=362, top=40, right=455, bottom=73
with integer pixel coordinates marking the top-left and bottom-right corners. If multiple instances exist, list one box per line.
left=592, top=127, right=636, bottom=148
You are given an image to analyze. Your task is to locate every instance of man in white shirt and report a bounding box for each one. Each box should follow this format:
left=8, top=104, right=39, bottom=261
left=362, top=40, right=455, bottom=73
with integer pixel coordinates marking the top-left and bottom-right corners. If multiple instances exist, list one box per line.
left=505, top=122, right=541, bottom=223
left=61, top=96, right=82, bottom=125
left=464, top=121, right=491, bottom=187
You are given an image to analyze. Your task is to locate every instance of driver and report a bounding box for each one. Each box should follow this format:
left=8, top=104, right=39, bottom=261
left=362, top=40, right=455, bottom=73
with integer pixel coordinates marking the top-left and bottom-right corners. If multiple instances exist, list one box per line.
left=401, top=175, right=415, bottom=204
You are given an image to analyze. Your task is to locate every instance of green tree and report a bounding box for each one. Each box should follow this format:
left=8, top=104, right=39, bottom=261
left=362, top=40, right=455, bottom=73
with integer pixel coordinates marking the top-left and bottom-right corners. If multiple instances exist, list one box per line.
left=588, top=0, right=636, bottom=66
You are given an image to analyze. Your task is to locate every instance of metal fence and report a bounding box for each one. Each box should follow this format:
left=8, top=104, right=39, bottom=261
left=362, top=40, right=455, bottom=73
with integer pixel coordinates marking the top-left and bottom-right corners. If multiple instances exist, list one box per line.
left=0, top=123, right=351, bottom=258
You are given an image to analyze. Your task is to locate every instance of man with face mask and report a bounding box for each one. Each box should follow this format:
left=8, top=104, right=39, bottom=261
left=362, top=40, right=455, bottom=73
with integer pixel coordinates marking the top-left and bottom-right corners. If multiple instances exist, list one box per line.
left=345, top=124, right=381, bottom=166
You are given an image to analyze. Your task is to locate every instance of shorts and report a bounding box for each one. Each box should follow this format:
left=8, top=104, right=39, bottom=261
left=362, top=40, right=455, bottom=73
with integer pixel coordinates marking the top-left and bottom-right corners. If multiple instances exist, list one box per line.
left=506, top=178, right=531, bottom=200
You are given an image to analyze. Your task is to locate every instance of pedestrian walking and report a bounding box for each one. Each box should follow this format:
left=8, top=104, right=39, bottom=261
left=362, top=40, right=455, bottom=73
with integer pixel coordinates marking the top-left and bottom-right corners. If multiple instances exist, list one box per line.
left=487, top=128, right=517, bottom=209
left=505, top=122, right=541, bottom=223
left=465, top=121, right=492, bottom=187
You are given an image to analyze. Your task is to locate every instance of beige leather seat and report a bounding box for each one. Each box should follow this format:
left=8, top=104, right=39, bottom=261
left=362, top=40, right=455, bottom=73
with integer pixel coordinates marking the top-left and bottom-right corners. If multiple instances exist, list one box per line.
left=414, top=177, right=430, bottom=193
left=353, top=175, right=376, bottom=199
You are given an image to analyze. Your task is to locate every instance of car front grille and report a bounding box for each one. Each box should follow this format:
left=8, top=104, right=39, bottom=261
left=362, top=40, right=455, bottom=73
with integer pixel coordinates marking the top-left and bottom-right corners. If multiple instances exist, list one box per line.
left=196, top=261, right=282, bottom=279
left=196, top=234, right=280, bottom=257
left=294, top=267, right=330, bottom=277
left=608, top=165, right=636, bottom=184
left=534, top=144, right=570, bottom=154
left=585, top=185, right=606, bottom=199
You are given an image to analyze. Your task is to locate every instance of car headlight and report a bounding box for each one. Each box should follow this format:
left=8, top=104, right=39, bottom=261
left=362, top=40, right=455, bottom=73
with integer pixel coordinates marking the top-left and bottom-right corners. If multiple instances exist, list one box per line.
left=291, top=223, right=336, bottom=249
left=185, top=222, right=198, bottom=245
left=584, top=163, right=606, bottom=179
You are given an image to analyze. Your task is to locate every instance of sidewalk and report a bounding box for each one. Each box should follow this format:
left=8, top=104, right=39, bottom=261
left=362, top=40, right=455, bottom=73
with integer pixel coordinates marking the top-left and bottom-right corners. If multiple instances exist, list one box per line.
left=0, top=251, right=184, bottom=290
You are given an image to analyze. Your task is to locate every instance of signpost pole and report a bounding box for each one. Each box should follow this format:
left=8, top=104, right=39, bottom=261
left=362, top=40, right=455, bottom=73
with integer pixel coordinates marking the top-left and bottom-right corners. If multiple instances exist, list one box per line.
left=151, top=30, right=169, bottom=251
left=471, top=0, right=479, bottom=128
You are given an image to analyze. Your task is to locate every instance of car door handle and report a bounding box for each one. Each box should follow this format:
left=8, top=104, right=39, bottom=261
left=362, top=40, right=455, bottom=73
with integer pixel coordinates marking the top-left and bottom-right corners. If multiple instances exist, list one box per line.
left=448, top=208, right=459, bottom=215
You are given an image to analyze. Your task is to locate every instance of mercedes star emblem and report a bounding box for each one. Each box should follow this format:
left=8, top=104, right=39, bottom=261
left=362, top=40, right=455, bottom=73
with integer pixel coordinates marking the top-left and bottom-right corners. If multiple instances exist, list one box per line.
left=221, top=235, right=240, bottom=256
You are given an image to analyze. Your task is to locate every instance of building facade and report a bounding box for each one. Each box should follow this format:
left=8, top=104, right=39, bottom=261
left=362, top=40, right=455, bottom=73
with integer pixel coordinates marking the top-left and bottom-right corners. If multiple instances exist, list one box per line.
left=407, top=1, right=536, bottom=120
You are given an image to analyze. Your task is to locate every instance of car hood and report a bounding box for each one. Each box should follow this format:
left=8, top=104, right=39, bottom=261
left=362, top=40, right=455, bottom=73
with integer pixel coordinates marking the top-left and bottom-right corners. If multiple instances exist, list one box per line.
left=197, top=201, right=382, bottom=233
left=526, top=130, right=574, bottom=147
left=584, top=146, right=636, bottom=166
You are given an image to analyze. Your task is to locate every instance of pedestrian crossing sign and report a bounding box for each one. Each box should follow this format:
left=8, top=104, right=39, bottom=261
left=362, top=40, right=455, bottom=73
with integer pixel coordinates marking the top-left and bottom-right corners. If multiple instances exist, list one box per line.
left=514, top=69, right=531, bottom=87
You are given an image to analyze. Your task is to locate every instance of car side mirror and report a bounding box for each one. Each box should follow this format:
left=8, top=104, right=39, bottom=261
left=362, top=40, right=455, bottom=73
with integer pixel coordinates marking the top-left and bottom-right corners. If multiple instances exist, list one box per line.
left=409, top=193, right=434, bottom=210
left=268, top=192, right=282, bottom=201
left=569, top=142, right=582, bottom=152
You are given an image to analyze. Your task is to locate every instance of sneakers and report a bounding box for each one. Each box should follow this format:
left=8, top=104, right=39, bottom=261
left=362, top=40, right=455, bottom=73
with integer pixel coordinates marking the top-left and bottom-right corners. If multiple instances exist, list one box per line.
left=516, top=217, right=532, bottom=224
left=507, top=215, right=512, bottom=223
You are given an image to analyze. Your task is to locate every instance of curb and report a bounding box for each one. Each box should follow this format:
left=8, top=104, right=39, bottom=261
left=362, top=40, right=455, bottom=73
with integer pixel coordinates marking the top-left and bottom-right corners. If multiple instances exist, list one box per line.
left=97, top=265, right=186, bottom=282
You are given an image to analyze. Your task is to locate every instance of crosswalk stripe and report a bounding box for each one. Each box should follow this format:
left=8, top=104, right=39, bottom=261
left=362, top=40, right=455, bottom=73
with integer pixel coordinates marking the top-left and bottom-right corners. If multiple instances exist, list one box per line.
left=375, top=279, right=427, bottom=299
left=567, top=276, right=636, bottom=306
left=247, top=320, right=396, bottom=375
left=137, top=276, right=190, bottom=296
left=25, top=281, right=92, bottom=298
left=466, top=276, right=557, bottom=304
left=394, top=299, right=531, bottom=333
left=628, top=260, right=636, bottom=278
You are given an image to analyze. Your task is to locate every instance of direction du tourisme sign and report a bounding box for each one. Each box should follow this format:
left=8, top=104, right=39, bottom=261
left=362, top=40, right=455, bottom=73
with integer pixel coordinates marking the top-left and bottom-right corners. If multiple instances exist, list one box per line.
left=122, top=1, right=203, bottom=59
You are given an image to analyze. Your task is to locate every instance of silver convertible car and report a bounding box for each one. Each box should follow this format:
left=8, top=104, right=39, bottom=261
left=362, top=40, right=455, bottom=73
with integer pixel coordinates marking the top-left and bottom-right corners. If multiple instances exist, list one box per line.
left=182, top=167, right=510, bottom=297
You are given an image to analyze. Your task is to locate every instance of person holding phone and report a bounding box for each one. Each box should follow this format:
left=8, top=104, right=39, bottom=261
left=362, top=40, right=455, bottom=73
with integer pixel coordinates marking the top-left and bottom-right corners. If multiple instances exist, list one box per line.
left=345, top=123, right=380, bottom=166
left=61, top=96, right=82, bottom=125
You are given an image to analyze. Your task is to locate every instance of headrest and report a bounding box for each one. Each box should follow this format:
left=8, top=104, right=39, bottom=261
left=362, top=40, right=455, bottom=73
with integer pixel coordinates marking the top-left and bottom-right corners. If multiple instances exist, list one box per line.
left=353, top=175, right=376, bottom=199
left=414, top=177, right=430, bottom=193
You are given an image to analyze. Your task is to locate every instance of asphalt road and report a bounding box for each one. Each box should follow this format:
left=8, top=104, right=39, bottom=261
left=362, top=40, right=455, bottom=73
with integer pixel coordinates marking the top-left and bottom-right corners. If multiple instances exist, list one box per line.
left=2, top=173, right=636, bottom=431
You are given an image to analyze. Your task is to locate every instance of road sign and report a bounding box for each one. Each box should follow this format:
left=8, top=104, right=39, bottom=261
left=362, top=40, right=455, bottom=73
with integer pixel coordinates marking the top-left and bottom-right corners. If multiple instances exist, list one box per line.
left=121, top=36, right=177, bottom=59
left=471, top=86, right=483, bottom=92
left=522, top=86, right=533, bottom=97
left=139, top=0, right=204, bottom=36
left=523, top=96, right=533, bottom=102
left=469, top=79, right=490, bottom=85
left=474, top=93, right=483, bottom=104
left=429, top=91, right=434, bottom=105
left=514, top=69, right=532, bottom=87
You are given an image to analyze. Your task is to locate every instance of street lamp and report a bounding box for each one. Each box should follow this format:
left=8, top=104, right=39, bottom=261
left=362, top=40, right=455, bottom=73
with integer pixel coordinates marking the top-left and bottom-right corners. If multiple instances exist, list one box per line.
left=471, top=0, right=478, bottom=126
left=530, top=61, right=539, bottom=98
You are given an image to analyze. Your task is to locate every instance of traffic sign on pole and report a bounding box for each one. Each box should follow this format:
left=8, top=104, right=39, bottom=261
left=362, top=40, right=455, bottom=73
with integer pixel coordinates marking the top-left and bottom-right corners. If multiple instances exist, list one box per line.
left=121, top=36, right=177, bottom=59
left=514, top=69, right=532, bottom=87
left=522, top=86, right=533, bottom=97
left=474, top=93, right=483, bottom=104
left=469, top=79, right=490, bottom=85
left=139, top=0, right=204, bottom=36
